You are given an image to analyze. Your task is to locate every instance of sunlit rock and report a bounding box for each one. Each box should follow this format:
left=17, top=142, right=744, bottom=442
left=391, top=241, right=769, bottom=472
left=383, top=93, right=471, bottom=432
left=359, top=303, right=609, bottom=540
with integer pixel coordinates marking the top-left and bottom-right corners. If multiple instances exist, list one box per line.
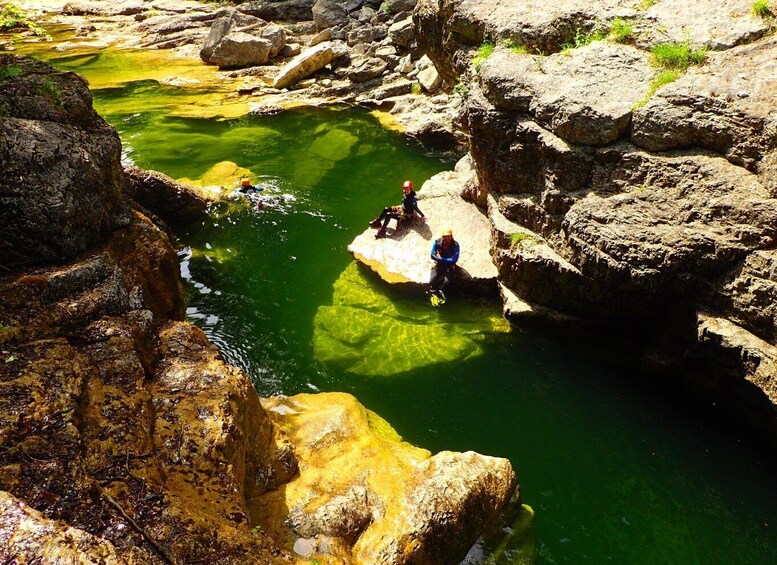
left=254, top=392, right=526, bottom=564
left=313, top=262, right=510, bottom=376
left=178, top=160, right=253, bottom=194
left=348, top=161, right=498, bottom=290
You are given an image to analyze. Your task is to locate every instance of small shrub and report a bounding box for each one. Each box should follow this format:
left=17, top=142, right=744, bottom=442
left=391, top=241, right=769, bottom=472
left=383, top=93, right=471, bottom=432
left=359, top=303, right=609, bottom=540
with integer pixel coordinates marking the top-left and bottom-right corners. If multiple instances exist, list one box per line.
left=453, top=79, right=469, bottom=98
left=651, top=41, right=708, bottom=69
left=635, top=0, right=655, bottom=10
left=609, top=19, right=634, bottom=42
left=561, top=26, right=608, bottom=51
left=752, top=0, right=773, bottom=17
left=410, top=82, right=422, bottom=95
left=0, top=3, right=48, bottom=37
left=472, top=41, right=495, bottom=71
left=40, top=78, right=63, bottom=106
left=502, top=37, right=529, bottom=54
left=0, top=64, right=22, bottom=79
left=380, top=0, right=391, bottom=15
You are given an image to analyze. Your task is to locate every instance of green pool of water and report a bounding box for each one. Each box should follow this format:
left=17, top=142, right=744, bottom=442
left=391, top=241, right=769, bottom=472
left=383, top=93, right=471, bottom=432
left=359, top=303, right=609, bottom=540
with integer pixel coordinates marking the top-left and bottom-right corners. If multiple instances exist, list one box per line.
left=24, top=45, right=777, bottom=564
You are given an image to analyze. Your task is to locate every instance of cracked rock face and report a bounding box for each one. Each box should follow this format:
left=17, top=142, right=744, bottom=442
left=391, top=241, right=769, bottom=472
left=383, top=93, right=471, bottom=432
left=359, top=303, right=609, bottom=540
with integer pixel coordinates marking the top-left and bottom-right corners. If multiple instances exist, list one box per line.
left=0, top=54, right=131, bottom=268
left=417, top=0, right=777, bottom=442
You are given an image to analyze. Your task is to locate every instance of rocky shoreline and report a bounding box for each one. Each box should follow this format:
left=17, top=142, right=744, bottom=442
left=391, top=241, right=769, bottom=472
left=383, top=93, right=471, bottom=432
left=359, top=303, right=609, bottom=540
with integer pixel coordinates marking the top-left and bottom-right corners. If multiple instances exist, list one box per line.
left=0, top=33, right=523, bottom=565
left=3, top=0, right=777, bottom=561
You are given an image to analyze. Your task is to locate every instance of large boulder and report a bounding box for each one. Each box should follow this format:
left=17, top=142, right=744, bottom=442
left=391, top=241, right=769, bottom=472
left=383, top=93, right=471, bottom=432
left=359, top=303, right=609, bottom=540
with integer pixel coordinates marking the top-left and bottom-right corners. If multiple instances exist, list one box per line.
left=0, top=55, right=130, bottom=268
left=200, top=10, right=265, bottom=62
left=479, top=42, right=652, bottom=145
left=210, top=31, right=275, bottom=68
left=124, top=166, right=210, bottom=225
left=348, top=158, right=498, bottom=291
left=312, top=0, right=348, bottom=30
left=632, top=37, right=777, bottom=171
left=255, top=392, right=524, bottom=564
left=272, top=40, right=349, bottom=89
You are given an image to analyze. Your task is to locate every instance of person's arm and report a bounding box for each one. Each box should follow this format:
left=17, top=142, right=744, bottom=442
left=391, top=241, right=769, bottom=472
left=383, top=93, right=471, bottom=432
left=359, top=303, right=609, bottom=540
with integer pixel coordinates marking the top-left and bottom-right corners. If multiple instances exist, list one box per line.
left=413, top=199, right=425, bottom=218
left=430, top=240, right=440, bottom=262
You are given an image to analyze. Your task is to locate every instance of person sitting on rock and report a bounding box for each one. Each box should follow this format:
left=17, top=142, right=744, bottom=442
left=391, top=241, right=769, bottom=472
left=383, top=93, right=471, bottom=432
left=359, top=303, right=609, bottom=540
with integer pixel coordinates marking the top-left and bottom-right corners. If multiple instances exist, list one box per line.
left=370, top=180, right=426, bottom=239
left=429, top=227, right=460, bottom=305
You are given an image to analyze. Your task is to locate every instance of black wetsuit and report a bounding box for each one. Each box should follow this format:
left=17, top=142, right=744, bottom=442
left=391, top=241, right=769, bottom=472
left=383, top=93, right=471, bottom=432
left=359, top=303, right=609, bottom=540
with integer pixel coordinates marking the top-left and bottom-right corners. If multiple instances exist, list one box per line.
left=430, top=237, right=460, bottom=294
left=376, top=190, right=425, bottom=229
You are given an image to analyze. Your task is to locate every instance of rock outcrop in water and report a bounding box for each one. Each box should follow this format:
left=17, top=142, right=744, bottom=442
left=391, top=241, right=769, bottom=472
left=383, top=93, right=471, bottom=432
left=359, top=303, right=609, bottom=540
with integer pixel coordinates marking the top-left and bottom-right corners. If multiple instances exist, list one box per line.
left=0, top=54, right=527, bottom=563
left=414, top=0, right=777, bottom=442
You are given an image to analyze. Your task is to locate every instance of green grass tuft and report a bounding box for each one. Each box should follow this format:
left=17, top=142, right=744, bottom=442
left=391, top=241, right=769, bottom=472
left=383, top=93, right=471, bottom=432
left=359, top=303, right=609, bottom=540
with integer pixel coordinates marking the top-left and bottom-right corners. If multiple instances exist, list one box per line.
left=651, top=41, right=708, bottom=70
left=410, top=82, right=422, bottom=95
left=634, top=69, right=680, bottom=109
left=510, top=232, right=537, bottom=247
left=502, top=37, right=529, bottom=54
left=561, top=26, right=608, bottom=51
left=0, top=64, right=22, bottom=79
left=752, top=0, right=773, bottom=17
left=472, top=41, right=495, bottom=71
left=609, top=19, right=634, bottom=42
left=453, top=79, right=469, bottom=99
left=635, top=0, right=655, bottom=10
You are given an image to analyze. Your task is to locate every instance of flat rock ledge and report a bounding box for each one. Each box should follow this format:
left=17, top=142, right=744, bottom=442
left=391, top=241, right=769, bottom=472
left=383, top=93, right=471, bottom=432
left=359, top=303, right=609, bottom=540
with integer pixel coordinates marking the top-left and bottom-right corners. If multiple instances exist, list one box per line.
left=348, top=156, right=498, bottom=292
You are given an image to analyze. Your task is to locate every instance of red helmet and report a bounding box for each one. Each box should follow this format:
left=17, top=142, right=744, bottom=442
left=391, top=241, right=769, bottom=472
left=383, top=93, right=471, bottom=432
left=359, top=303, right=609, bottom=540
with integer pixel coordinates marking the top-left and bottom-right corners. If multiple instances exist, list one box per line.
left=402, top=180, right=413, bottom=190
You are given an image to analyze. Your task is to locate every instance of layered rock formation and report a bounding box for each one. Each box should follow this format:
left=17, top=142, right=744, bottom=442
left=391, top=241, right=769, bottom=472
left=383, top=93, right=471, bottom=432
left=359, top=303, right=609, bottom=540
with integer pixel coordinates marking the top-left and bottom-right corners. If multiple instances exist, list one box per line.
left=414, top=0, right=777, bottom=441
left=0, top=54, right=526, bottom=563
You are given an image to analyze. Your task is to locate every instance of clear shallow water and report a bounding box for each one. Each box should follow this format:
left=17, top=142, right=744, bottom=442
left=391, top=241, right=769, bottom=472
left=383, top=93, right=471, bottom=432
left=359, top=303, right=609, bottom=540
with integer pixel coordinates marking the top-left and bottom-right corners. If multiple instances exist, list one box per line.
left=24, top=47, right=777, bottom=563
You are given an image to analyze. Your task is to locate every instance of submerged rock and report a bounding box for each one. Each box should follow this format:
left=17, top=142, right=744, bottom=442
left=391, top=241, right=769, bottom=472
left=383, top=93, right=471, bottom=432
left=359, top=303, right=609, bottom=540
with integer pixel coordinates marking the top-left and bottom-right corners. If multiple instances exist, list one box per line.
left=313, top=262, right=510, bottom=375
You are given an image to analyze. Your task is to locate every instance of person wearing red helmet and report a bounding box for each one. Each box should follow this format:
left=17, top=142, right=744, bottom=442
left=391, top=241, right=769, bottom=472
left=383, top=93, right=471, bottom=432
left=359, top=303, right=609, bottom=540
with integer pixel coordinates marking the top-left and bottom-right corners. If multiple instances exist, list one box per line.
left=369, top=180, right=426, bottom=239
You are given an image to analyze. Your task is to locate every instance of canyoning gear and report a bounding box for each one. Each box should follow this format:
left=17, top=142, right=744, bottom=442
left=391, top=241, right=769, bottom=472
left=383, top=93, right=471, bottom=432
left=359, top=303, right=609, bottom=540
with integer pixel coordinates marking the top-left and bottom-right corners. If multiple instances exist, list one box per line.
left=373, top=188, right=426, bottom=231
left=430, top=236, right=460, bottom=265
left=375, top=228, right=386, bottom=239
left=403, top=180, right=413, bottom=190
left=369, top=217, right=382, bottom=228
left=430, top=235, right=460, bottom=296
left=241, top=178, right=251, bottom=186
left=441, top=227, right=453, bottom=237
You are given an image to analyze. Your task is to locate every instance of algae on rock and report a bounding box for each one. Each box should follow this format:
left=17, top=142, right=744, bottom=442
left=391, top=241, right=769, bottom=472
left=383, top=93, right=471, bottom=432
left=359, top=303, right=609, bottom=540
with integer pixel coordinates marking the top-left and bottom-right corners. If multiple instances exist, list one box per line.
left=314, top=262, right=510, bottom=376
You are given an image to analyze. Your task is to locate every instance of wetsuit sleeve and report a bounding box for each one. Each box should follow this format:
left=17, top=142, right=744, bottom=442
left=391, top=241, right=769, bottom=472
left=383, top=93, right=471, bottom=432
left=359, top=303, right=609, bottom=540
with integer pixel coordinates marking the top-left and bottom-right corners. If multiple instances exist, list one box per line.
left=430, top=240, right=440, bottom=261
left=413, top=199, right=425, bottom=218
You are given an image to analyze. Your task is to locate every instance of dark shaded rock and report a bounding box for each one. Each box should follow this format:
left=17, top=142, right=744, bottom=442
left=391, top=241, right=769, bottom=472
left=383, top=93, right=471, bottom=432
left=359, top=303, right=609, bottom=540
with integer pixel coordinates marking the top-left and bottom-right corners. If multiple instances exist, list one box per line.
left=0, top=55, right=130, bottom=268
left=388, top=17, right=414, bottom=48
left=239, top=0, right=316, bottom=21
left=124, top=166, right=208, bottom=225
left=313, top=0, right=348, bottom=30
